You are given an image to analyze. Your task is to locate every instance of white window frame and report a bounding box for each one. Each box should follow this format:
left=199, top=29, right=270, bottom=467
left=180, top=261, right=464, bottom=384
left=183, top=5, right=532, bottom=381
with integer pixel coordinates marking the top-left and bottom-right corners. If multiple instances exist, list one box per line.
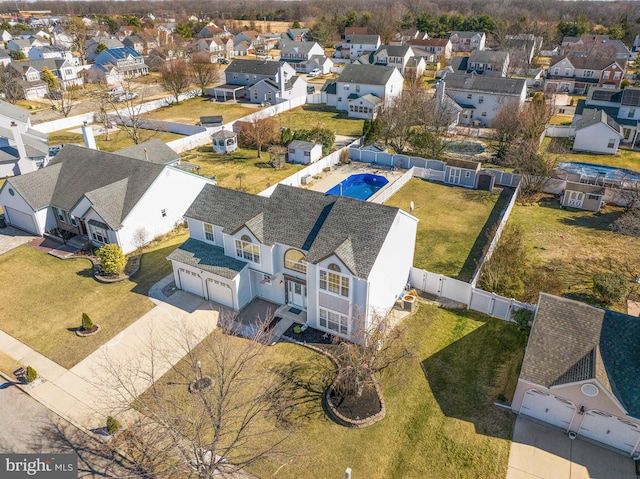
left=89, top=224, right=108, bottom=244
left=284, top=249, right=307, bottom=274
left=607, top=138, right=616, bottom=148
left=319, top=308, right=349, bottom=335
left=203, top=223, right=215, bottom=243
left=319, top=266, right=350, bottom=298
left=235, top=235, right=260, bottom=263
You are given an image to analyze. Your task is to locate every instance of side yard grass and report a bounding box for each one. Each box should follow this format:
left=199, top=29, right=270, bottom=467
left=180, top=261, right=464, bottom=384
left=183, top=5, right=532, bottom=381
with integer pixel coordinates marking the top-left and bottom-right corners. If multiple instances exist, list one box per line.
left=48, top=127, right=184, bottom=152
left=277, top=105, right=365, bottom=137
left=0, top=230, right=187, bottom=369
left=153, top=303, right=524, bottom=479
left=142, top=98, right=256, bottom=124
left=181, top=146, right=305, bottom=194
left=508, top=196, right=640, bottom=309
left=384, top=178, right=509, bottom=281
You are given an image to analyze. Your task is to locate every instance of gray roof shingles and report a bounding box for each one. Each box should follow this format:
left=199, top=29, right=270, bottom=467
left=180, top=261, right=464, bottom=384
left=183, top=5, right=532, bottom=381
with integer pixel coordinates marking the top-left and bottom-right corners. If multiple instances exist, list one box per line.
left=115, top=138, right=180, bottom=165
left=184, top=184, right=401, bottom=279
left=225, top=58, right=282, bottom=76
left=444, top=73, right=526, bottom=95
left=167, top=238, right=247, bottom=279
left=0, top=100, right=30, bottom=124
left=521, top=293, right=640, bottom=418
left=8, top=144, right=165, bottom=228
left=337, top=63, right=397, bottom=86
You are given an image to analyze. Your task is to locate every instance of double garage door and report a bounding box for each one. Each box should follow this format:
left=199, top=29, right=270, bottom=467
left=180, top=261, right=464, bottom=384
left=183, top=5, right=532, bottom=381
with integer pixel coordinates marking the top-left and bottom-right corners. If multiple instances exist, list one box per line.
left=178, top=269, right=233, bottom=308
left=521, top=389, right=640, bottom=454
left=5, top=207, right=37, bottom=234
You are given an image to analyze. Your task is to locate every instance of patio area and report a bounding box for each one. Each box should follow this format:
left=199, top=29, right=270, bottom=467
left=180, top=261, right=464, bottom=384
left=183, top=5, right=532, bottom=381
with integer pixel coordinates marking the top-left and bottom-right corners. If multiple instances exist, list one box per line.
left=303, top=161, right=408, bottom=198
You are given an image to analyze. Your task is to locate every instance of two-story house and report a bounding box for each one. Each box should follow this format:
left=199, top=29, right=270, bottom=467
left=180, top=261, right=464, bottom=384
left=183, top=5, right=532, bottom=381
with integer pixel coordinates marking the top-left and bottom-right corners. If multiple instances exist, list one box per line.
left=285, top=28, right=310, bottom=42
left=326, top=64, right=404, bottom=119
left=93, top=46, right=149, bottom=79
left=0, top=143, right=214, bottom=254
left=8, top=38, right=46, bottom=56
left=442, top=73, right=527, bottom=126
left=199, top=24, right=232, bottom=40
left=0, top=100, right=49, bottom=177
left=191, top=37, right=234, bottom=62
left=409, top=38, right=452, bottom=61
left=122, top=34, right=145, bottom=54
left=28, top=45, right=78, bottom=65
left=449, top=31, right=486, bottom=52
left=346, top=34, right=381, bottom=60
left=167, top=184, right=418, bottom=341
left=6, top=58, right=82, bottom=97
left=573, top=87, right=640, bottom=147
left=84, top=37, right=124, bottom=63
left=546, top=55, right=626, bottom=94
left=562, top=35, right=633, bottom=61
left=467, top=50, right=509, bottom=77
left=212, top=59, right=304, bottom=104
left=279, top=41, right=332, bottom=74
left=371, top=44, right=420, bottom=75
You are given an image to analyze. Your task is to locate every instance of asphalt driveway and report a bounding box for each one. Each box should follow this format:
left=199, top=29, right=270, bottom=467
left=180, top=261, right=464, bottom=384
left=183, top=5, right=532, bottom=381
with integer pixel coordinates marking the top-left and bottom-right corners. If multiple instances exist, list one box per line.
left=507, top=416, right=636, bottom=479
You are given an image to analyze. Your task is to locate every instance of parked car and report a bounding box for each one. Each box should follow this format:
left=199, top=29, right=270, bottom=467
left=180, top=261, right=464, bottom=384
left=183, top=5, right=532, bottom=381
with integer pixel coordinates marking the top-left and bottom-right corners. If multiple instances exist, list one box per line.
left=219, top=58, right=230, bottom=64
left=308, top=69, right=321, bottom=77
left=307, top=85, right=315, bottom=94
left=115, top=91, right=138, bottom=102
left=45, top=91, right=62, bottom=100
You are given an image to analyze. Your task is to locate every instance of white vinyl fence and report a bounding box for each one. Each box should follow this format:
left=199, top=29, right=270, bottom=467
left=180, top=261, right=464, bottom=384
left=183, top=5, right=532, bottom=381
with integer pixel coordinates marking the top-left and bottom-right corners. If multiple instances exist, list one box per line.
left=369, top=168, right=416, bottom=204
left=409, top=267, right=536, bottom=321
left=545, top=125, right=574, bottom=138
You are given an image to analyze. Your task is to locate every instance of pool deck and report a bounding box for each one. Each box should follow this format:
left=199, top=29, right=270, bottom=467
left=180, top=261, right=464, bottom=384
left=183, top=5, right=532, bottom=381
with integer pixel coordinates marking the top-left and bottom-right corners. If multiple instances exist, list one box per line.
left=304, top=161, right=407, bottom=197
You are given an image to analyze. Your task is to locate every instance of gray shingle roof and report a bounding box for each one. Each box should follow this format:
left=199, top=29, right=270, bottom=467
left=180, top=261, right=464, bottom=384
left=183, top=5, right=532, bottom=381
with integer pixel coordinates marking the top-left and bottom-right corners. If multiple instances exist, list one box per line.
left=375, top=44, right=411, bottom=58
left=565, top=181, right=605, bottom=195
left=288, top=140, right=318, bottom=151
left=115, top=138, right=180, bottom=165
left=0, top=100, right=30, bottom=124
left=225, top=58, right=281, bottom=76
left=184, top=184, right=401, bottom=278
left=447, top=158, right=480, bottom=169
left=167, top=238, right=247, bottom=279
left=280, top=41, right=319, bottom=56
left=337, top=64, right=397, bottom=86
left=576, top=108, right=623, bottom=135
left=521, top=293, right=640, bottom=418
left=349, top=34, right=379, bottom=45
left=444, top=73, right=526, bottom=95
left=469, top=50, right=508, bottom=65
left=7, top=144, right=165, bottom=228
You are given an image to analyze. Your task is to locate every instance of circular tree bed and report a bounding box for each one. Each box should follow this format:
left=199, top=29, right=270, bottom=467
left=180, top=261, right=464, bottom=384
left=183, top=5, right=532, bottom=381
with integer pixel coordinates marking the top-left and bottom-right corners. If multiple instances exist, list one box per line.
left=76, top=324, right=101, bottom=337
left=325, top=383, right=385, bottom=427
left=189, top=376, right=213, bottom=394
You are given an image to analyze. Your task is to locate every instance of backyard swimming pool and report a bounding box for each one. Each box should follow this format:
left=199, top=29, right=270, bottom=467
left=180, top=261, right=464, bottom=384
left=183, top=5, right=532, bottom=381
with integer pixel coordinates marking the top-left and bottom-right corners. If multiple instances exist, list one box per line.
left=326, top=173, right=389, bottom=200
left=558, top=161, right=640, bottom=184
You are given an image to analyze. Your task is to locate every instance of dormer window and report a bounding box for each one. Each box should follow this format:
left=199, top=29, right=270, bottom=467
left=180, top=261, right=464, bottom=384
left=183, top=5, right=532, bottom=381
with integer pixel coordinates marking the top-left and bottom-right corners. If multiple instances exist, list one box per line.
left=235, top=234, right=260, bottom=263
left=204, top=223, right=215, bottom=243
left=285, top=249, right=306, bottom=274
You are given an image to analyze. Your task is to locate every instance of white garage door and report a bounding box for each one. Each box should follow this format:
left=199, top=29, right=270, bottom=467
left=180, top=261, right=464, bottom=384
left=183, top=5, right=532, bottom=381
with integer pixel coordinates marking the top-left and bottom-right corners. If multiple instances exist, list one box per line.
left=179, top=269, right=204, bottom=298
left=578, top=410, right=640, bottom=454
left=520, top=389, right=576, bottom=430
left=5, top=206, right=37, bottom=234
left=206, top=278, right=233, bottom=308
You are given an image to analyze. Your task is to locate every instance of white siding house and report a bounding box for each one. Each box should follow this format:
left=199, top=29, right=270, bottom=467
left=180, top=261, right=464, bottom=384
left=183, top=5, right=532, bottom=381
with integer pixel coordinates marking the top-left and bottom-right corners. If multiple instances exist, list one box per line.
left=334, top=64, right=404, bottom=117
left=168, top=185, right=418, bottom=341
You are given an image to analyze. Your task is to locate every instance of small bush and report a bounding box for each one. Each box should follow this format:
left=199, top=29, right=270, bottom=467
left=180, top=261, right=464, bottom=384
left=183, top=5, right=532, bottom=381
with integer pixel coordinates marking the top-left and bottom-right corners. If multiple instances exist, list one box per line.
left=106, top=416, right=121, bottom=435
left=26, top=366, right=37, bottom=383
left=96, top=244, right=127, bottom=275
left=512, top=308, right=534, bottom=335
left=293, top=325, right=302, bottom=334
left=82, top=313, right=93, bottom=331
left=593, top=273, right=630, bottom=304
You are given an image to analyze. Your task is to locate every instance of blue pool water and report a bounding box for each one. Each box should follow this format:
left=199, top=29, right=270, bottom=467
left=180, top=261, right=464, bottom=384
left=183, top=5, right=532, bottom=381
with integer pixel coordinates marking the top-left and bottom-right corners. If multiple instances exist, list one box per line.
left=558, top=162, right=640, bottom=183
left=326, top=173, right=389, bottom=200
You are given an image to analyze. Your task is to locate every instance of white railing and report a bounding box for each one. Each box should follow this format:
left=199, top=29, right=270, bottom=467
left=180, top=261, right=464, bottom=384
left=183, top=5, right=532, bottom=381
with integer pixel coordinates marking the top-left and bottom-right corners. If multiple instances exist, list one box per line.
left=369, top=167, right=416, bottom=204
left=408, top=266, right=536, bottom=321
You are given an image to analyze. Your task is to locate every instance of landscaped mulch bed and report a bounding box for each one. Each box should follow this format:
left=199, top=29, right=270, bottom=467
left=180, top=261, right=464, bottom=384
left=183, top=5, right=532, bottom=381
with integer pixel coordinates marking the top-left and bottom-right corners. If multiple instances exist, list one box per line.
left=282, top=324, right=335, bottom=345
left=92, top=255, right=141, bottom=283
left=328, top=384, right=382, bottom=422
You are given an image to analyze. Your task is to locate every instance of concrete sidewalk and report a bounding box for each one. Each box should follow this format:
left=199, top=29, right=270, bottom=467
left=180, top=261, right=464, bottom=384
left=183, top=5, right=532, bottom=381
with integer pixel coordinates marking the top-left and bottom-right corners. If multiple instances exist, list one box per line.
left=506, top=416, right=636, bottom=479
left=0, top=288, right=218, bottom=432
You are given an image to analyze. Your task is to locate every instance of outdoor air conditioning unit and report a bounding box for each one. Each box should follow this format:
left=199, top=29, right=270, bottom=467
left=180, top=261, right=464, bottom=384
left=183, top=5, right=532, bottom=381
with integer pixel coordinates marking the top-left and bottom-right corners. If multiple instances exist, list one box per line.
left=301, top=174, right=312, bottom=185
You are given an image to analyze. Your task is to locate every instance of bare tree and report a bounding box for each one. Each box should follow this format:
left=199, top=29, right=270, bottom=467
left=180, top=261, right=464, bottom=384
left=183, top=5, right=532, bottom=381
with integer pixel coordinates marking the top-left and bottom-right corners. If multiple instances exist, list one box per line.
left=377, top=87, right=429, bottom=154
left=238, top=117, right=279, bottom=159
left=513, top=141, right=561, bottom=198
left=161, top=59, right=192, bottom=104
left=330, top=312, right=412, bottom=401
left=50, top=88, right=80, bottom=118
left=65, top=16, right=94, bottom=65
left=492, top=100, right=523, bottom=162
left=92, top=83, right=114, bottom=141
left=190, top=52, right=220, bottom=96
left=95, top=314, right=297, bottom=479
left=106, top=79, right=145, bottom=144
left=0, top=65, right=24, bottom=104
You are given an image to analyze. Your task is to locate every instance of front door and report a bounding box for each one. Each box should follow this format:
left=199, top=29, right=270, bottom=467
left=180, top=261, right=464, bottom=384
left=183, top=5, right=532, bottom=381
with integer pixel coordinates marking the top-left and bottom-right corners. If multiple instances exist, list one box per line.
left=287, top=280, right=307, bottom=309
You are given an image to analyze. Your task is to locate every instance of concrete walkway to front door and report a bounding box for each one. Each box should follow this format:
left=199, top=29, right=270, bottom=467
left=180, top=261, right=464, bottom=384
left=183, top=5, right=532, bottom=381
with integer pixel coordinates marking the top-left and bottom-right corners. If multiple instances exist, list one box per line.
left=506, top=416, right=636, bottom=479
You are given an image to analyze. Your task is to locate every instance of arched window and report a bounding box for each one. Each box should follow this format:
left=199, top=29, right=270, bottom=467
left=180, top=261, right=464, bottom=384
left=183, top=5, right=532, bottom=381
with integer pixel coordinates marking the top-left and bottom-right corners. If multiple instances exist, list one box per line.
left=319, top=263, right=349, bottom=297
left=235, top=234, right=260, bottom=263
left=328, top=263, right=341, bottom=272
left=284, top=249, right=306, bottom=274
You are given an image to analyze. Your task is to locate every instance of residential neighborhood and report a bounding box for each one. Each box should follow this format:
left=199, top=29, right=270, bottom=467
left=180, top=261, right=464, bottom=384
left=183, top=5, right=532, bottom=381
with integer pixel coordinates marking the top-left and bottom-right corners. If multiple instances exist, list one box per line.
left=0, top=2, right=640, bottom=479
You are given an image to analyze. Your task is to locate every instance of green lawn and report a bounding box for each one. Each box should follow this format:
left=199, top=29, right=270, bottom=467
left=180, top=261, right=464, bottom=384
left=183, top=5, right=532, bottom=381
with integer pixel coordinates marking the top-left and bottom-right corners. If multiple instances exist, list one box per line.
left=384, top=179, right=509, bottom=281
left=155, top=303, right=524, bottom=479
left=0, top=230, right=188, bottom=369
left=181, top=146, right=305, bottom=194
left=143, top=97, right=255, bottom=124
left=48, top=127, right=185, bottom=153
left=508, top=196, right=640, bottom=309
left=277, top=105, right=365, bottom=137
